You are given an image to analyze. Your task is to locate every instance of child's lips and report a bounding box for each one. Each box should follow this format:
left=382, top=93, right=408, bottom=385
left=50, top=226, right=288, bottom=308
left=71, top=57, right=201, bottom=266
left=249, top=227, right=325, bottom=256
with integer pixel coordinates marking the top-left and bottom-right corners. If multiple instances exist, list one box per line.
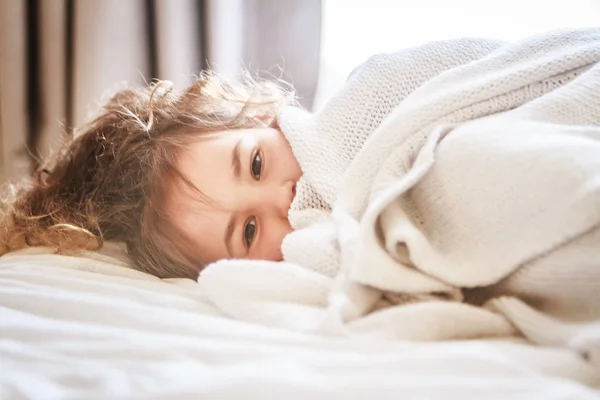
left=292, top=183, right=296, bottom=197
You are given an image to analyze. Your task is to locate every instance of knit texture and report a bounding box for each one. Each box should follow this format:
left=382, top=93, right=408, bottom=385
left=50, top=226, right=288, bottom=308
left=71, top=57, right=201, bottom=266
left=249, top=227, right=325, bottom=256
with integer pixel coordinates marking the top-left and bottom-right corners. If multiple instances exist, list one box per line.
left=282, top=37, right=505, bottom=278
left=199, top=29, right=600, bottom=370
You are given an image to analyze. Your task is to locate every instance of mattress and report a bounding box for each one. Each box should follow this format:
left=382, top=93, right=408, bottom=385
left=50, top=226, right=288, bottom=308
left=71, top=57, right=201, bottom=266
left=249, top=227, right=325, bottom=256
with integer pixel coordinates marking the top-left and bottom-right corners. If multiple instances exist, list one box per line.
left=1, top=246, right=598, bottom=399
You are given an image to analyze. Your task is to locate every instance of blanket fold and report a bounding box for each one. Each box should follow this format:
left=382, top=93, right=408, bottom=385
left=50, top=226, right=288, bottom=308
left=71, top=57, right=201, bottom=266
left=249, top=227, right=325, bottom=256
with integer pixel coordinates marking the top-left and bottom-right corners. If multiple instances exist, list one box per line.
left=198, top=29, right=600, bottom=375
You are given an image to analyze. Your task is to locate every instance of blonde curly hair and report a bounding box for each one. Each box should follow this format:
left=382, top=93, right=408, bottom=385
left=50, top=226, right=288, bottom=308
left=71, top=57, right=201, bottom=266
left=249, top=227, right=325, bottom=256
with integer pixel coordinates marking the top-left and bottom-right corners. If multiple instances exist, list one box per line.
left=0, top=72, right=295, bottom=279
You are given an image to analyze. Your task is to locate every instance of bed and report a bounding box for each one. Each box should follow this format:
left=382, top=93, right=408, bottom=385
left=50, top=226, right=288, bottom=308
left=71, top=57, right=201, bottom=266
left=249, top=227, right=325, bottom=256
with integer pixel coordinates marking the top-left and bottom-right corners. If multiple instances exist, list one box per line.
left=1, top=246, right=598, bottom=399
left=4, top=29, right=600, bottom=400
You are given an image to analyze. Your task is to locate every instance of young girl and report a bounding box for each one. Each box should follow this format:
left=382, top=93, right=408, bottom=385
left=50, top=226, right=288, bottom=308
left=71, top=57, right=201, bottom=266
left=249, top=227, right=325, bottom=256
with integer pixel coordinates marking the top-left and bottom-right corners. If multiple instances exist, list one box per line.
left=0, top=74, right=302, bottom=279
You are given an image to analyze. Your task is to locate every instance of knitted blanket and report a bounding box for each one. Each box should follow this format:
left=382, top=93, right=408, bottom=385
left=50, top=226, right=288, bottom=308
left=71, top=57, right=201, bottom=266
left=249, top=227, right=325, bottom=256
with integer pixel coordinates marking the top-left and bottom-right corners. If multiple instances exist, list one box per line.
left=199, top=29, right=600, bottom=368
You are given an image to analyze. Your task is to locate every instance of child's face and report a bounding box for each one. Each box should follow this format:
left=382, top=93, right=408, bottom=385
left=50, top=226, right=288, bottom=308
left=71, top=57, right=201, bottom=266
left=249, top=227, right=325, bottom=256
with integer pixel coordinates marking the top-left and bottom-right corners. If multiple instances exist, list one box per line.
left=164, top=127, right=302, bottom=266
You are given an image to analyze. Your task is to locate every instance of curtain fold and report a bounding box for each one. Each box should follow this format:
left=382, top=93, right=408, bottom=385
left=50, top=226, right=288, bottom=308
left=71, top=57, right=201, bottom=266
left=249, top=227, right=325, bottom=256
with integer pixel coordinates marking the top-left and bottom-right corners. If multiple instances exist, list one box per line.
left=0, top=0, right=31, bottom=183
left=38, top=0, right=67, bottom=163
left=153, top=0, right=205, bottom=89
left=71, top=0, right=151, bottom=128
left=243, top=0, right=322, bottom=110
left=0, top=0, right=321, bottom=184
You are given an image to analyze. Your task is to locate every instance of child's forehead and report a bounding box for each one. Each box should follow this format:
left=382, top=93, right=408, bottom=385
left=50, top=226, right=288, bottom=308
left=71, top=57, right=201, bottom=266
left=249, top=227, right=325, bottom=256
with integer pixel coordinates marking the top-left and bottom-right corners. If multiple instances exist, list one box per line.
left=173, top=130, right=241, bottom=171
left=161, top=157, right=240, bottom=219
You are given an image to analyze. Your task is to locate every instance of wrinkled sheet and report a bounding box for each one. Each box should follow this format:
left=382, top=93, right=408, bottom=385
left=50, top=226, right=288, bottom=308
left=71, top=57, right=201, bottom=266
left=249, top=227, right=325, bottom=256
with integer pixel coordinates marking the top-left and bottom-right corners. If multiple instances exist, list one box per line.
left=1, top=249, right=599, bottom=399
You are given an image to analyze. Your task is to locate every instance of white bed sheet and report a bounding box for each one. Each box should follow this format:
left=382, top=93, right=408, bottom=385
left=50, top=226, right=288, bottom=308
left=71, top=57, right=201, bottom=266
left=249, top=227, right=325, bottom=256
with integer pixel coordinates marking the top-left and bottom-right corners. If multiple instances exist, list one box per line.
left=1, top=248, right=598, bottom=399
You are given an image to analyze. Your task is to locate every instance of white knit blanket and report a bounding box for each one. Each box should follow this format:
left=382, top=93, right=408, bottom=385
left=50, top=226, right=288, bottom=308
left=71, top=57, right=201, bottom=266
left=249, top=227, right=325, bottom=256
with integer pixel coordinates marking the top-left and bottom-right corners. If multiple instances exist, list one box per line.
left=199, top=29, right=600, bottom=368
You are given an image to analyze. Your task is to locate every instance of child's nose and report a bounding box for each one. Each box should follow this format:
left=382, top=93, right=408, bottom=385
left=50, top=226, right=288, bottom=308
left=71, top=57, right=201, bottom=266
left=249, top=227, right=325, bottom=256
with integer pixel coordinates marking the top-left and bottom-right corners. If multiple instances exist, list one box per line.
left=260, top=182, right=295, bottom=218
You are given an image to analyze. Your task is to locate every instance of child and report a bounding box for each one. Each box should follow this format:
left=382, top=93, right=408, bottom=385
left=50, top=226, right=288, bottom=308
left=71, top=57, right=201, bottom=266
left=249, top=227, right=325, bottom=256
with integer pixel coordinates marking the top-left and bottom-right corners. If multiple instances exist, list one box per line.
left=0, top=73, right=300, bottom=279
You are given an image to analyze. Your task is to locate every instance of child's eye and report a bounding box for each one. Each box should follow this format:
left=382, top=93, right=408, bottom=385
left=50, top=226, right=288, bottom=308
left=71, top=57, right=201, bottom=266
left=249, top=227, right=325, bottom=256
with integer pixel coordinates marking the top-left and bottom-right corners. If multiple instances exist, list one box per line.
left=243, top=217, right=257, bottom=248
left=250, top=150, right=262, bottom=180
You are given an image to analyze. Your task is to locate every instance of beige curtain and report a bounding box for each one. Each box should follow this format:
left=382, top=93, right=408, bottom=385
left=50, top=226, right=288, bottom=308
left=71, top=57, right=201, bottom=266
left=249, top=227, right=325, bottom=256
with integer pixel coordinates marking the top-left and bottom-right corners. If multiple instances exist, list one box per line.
left=0, top=0, right=31, bottom=184
left=0, top=0, right=321, bottom=184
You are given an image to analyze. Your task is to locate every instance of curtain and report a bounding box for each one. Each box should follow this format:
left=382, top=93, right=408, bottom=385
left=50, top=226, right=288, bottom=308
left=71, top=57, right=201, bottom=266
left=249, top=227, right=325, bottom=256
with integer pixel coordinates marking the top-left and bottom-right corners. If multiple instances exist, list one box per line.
left=0, top=0, right=321, bottom=184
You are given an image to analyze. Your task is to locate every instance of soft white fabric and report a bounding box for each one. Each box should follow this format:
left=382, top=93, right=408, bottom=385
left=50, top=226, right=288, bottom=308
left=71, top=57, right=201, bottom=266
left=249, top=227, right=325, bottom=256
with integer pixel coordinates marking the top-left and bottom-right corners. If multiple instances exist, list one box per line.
left=4, top=250, right=600, bottom=398
left=282, top=37, right=506, bottom=277
left=200, top=28, right=600, bottom=370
